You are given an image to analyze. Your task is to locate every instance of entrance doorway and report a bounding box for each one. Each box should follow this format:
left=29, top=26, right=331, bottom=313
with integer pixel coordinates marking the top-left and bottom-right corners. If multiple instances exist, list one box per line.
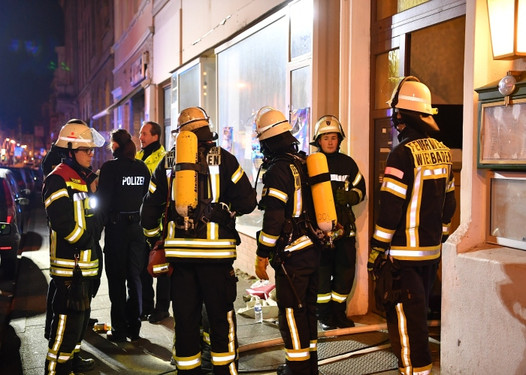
left=369, top=0, right=466, bottom=314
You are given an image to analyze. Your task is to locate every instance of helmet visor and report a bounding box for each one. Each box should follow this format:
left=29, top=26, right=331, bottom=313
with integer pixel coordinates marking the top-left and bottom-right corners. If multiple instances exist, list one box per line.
left=79, top=128, right=106, bottom=148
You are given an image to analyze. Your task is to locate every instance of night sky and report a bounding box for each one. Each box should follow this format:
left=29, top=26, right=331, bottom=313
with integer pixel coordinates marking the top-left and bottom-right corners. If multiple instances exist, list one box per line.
left=0, top=0, right=64, bottom=133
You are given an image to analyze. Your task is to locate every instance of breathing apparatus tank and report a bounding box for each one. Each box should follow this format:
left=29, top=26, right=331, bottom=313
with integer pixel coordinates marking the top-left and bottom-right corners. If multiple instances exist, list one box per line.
left=174, top=130, right=199, bottom=226
left=306, top=152, right=337, bottom=233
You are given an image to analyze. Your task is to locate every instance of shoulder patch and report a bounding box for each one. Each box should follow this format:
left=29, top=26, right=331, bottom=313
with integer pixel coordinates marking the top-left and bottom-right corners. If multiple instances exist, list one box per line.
left=165, top=149, right=176, bottom=169
left=207, top=146, right=221, bottom=165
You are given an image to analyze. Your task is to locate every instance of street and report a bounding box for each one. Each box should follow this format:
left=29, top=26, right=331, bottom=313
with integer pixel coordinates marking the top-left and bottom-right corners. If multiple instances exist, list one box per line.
left=0, top=194, right=437, bottom=375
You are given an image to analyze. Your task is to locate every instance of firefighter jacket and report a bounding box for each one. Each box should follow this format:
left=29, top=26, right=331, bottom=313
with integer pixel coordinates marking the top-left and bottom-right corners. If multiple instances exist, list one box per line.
left=97, top=157, right=150, bottom=225
left=136, top=142, right=166, bottom=174
left=256, top=152, right=320, bottom=260
left=43, top=161, right=100, bottom=278
left=324, top=151, right=366, bottom=237
left=371, top=126, right=456, bottom=263
left=141, top=142, right=257, bottom=263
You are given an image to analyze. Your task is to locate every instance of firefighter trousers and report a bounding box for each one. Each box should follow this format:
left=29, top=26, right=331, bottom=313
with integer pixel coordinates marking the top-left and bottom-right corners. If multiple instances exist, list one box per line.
left=45, top=278, right=91, bottom=375
left=275, top=246, right=320, bottom=375
left=171, top=262, right=238, bottom=375
left=384, top=261, right=438, bottom=374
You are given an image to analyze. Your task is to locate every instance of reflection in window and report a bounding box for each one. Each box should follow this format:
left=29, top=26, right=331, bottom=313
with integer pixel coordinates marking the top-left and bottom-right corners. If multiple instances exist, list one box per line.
left=375, top=49, right=399, bottom=110
left=291, top=66, right=312, bottom=152
left=291, top=0, right=313, bottom=59
left=179, top=64, right=200, bottom=111
left=490, top=174, right=526, bottom=250
left=376, top=0, right=430, bottom=20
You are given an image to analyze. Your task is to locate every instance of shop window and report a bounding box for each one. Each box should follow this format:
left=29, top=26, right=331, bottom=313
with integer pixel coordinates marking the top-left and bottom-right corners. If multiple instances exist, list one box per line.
left=290, top=0, right=312, bottom=59
left=215, top=1, right=312, bottom=237
left=163, top=85, right=171, bottom=149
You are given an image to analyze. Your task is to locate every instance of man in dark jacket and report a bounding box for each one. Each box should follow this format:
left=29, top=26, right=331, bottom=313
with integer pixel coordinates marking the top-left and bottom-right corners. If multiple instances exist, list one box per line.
left=141, top=106, right=257, bottom=375
left=254, top=106, right=322, bottom=375
left=370, top=76, right=456, bottom=375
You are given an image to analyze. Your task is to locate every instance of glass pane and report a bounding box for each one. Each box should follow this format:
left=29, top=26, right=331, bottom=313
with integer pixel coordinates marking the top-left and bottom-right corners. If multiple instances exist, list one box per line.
left=491, top=177, right=526, bottom=248
left=398, top=0, right=429, bottom=12
left=169, top=73, right=178, bottom=150
left=291, top=0, right=313, bottom=59
left=480, top=101, right=526, bottom=164
left=375, top=49, right=399, bottom=110
left=179, top=64, right=200, bottom=110
left=376, top=0, right=430, bottom=20
left=217, top=16, right=288, bottom=235
left=201, top=58, right=217, bottom=133
left=291, top=66, right=311, bottom=153
left=163, top=85, right=171, bottom=148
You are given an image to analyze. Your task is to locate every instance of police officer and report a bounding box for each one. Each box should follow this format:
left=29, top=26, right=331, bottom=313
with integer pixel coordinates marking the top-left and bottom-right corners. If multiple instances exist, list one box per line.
left=254, top=107, right=322, bottom=375
left=136, top=120, right=169, bottom=323
left=141, top=106, right=257, bottom=375
left=310, top=115, right=366, bottom=330
left=97, top=129, right=151, bottom=342
left=42, top=119, right=105, bottom=374
left=369, top=77, right=456, bottom=375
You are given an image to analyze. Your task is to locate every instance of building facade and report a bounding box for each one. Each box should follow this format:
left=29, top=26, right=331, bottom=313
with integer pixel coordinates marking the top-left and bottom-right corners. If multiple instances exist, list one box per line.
left=55, top=0, right=526, bottom=372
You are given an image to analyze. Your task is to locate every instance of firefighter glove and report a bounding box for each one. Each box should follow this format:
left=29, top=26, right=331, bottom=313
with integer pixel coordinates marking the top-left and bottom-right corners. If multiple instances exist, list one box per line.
left=255, top=256, right=269, bottom=280
left=368, top=247, right=386, bottom=277
left=335, top=188, right=360, bottom=206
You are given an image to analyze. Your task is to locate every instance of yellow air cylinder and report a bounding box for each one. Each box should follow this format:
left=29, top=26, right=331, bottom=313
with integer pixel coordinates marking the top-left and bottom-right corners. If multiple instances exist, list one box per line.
left=174, top=130, right=198, bottom=217
left=306, top=152, right=337, bottom=233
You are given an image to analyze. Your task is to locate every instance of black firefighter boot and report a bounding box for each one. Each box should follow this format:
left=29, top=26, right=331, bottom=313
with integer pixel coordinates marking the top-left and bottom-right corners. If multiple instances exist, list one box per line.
left=317, top=302, right=336, bottom=331
left=332, top=300, right=355, bottom=328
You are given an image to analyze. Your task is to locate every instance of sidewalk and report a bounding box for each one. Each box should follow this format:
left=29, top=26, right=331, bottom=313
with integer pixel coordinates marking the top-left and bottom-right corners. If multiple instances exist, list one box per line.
left=2, top=199, right=439, bottom=374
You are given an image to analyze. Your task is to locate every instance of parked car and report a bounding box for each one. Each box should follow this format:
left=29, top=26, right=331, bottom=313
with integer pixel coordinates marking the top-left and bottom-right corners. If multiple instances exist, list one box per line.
left=6, top=167, right=32, bottom=195
left=0, top=168, right=28, bottom=279
left=4, top=167, right=31, bottom=232
left=0, top=222, right=21, bottom=280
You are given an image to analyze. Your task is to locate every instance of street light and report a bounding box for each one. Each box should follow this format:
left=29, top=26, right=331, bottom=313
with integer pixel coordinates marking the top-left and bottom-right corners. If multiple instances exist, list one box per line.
left=487, top=0, right=526, bottom=59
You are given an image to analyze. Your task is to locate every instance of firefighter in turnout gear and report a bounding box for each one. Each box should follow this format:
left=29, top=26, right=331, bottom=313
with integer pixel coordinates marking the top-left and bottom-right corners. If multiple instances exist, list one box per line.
left=310, top=115, right=366, bottom=330
left=42, top=119, right=105, bottom=374
left=97, top=129, right=151, bottom=342
left=370, top=77, right=456, bottom=375
left=141, top=106, right=257, bottom=375
left=254, top=107, right=322, bottom=375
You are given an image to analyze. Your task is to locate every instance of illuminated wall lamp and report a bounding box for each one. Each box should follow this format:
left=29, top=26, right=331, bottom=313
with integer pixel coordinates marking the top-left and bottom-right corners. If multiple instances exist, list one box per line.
left=487, top=0, right=526, bottom=59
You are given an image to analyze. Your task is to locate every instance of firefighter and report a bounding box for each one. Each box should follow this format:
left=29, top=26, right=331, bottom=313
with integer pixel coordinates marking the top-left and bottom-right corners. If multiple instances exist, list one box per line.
left=369, top=77, right=456, bottom=375
left=254, top=107, right=322, bottom=375
left=141, top=106, right=257, bottom=375
left=310, top=115, right=366, bottom=330
left=97, top=129, right=151, bottom=342
left=136, top=120, right=169, bottom=323
left=42, top=119, right=105, bottom=374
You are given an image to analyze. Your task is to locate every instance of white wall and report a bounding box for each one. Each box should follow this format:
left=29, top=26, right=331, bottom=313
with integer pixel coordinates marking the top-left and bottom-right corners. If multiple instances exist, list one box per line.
left=180, top=0, right=287, bottom=64
left=152, top=0, right=181, bottom=84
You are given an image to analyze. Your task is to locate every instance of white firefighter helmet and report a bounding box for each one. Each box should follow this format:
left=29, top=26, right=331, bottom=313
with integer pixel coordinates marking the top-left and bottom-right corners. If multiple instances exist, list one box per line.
left=173, top=107, right=210, bottom=135
left=55, top=119, right=105, bottom=149
left=255, top=106, right=292, bottom=141
left=311, top=115, right=345, bottom=144
left=388, top=76, right=438, bottom=115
